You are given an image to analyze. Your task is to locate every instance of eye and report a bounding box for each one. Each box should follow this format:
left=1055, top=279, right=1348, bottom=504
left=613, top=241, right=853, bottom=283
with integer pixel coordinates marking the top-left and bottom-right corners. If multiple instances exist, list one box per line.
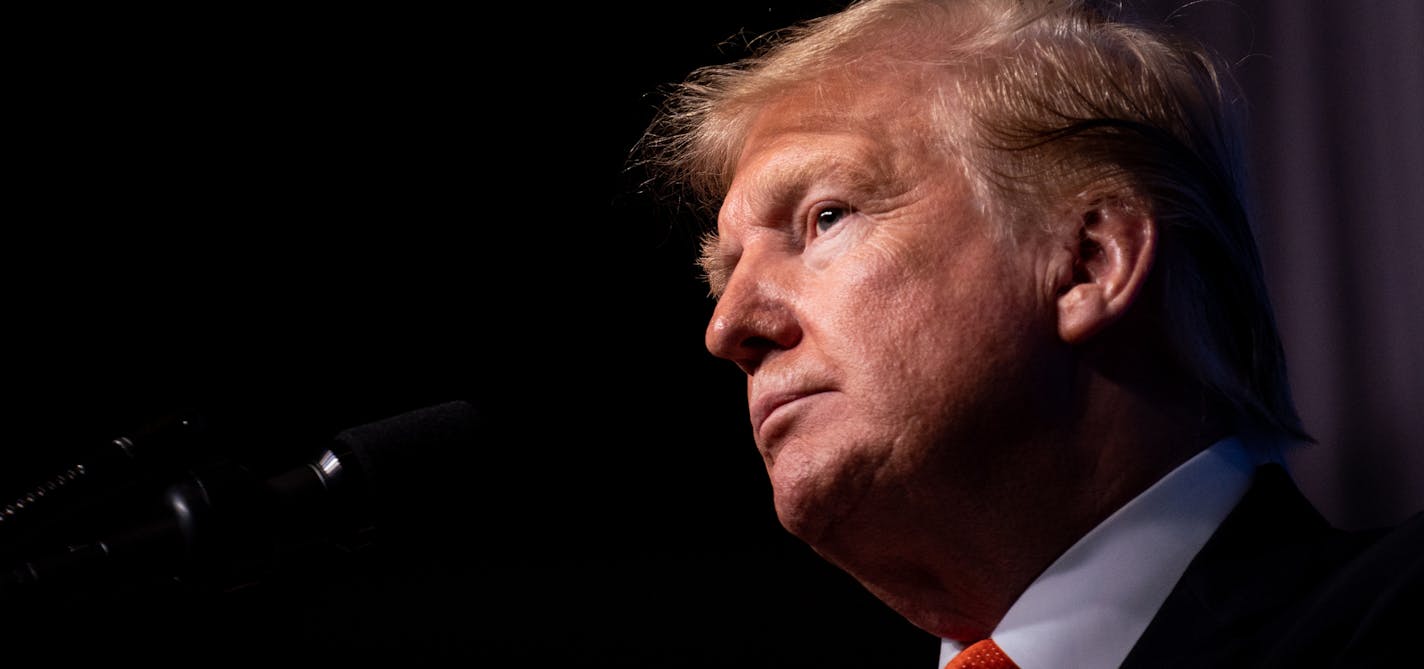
left=814, top=205, right=849, bottom=234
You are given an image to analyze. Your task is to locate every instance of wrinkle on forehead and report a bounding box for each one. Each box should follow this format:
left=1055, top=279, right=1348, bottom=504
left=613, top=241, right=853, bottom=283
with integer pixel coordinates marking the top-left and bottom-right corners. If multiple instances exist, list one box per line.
left=726, top=71, right=966, bottom=225
left=744, top=71, right=948, bottom=157
left=735, top=132, right=902, bottom=212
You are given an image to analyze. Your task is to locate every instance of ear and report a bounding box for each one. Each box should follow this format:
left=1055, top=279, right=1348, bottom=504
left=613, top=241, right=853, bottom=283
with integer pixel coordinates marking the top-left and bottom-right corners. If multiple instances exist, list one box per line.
left=1056, top=200, right=1156, bottom=344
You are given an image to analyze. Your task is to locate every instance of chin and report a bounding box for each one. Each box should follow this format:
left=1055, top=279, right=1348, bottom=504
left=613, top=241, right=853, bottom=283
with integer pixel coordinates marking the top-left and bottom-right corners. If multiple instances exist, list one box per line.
left=766, top=437, right=885, bottom=547
left=772, top=485, right=837, bottom=544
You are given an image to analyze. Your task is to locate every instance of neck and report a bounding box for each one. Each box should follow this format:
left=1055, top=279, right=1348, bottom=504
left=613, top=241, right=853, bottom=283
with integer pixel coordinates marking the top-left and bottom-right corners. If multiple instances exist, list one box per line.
left=817, top=360, right=1225, bottom=642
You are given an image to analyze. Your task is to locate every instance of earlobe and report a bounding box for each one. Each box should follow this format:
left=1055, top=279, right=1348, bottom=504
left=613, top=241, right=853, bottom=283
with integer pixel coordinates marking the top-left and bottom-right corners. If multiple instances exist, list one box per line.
left=1056, top=201, right=1156, bottom=344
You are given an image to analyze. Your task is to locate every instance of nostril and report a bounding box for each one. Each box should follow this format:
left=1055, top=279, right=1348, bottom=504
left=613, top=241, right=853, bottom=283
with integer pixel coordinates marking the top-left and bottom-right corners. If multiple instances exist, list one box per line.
left=740, top=335, right=781, bottom=352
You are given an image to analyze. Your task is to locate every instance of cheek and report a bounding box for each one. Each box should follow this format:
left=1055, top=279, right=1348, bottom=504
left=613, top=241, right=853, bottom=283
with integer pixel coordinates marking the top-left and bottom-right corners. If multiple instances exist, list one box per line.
left=824, top=238, right=1041, bottom=406
left=820, top=233, right=929, bottom=321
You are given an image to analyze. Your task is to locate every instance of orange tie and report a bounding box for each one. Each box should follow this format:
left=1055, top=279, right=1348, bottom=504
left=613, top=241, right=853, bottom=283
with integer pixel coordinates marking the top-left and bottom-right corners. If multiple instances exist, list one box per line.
left=944, top=638, right=1019, bottom=669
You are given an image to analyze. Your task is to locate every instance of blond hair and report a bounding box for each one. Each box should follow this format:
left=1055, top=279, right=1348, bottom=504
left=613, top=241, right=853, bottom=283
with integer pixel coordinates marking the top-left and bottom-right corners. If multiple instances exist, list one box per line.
left=642, top=0, right=1308, bottom=441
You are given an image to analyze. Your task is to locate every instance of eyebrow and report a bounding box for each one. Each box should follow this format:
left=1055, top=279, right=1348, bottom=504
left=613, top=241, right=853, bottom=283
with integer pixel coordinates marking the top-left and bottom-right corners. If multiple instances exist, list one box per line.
left=699, top=229, right=731, bottom=298
left=697, top=138, right=903, bottom=299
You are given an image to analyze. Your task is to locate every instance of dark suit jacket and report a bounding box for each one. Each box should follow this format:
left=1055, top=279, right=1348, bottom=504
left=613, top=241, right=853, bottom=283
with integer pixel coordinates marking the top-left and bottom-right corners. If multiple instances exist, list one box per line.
left=1121, top=464, right=1424, bottom=668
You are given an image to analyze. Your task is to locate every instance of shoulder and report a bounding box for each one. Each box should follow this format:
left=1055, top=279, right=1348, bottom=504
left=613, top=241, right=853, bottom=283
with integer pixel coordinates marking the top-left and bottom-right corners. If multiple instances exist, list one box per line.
left=1125, top=465, right=1424, bottom=668
left=1282, top=510, right=1423, bottom=666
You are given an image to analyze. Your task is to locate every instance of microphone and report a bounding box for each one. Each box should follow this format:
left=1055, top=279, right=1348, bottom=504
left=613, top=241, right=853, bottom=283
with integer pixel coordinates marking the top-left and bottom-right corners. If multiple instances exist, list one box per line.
left=0, top=412, right=209, bottom=544
left=0, top=400, right=479, bottom=599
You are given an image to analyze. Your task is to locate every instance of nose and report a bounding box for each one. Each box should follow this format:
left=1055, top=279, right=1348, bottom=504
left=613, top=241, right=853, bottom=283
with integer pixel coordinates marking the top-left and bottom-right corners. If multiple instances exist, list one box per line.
left=704, top=256, right=802, bottom=375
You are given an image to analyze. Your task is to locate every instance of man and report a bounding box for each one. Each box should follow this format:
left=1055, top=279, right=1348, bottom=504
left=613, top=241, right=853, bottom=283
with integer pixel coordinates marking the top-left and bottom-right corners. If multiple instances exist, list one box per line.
left=642, top=0, right=1422, bottom=666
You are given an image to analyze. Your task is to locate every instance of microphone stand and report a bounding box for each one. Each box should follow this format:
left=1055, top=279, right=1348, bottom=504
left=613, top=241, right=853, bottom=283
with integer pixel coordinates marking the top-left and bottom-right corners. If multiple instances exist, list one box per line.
left=0, top=445, right=371, bottom=602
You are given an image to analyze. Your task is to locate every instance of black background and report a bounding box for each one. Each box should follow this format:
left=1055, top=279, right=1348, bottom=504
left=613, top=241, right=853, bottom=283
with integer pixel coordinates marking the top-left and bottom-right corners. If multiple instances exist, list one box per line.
left=4, top=2, right=933, bottom=666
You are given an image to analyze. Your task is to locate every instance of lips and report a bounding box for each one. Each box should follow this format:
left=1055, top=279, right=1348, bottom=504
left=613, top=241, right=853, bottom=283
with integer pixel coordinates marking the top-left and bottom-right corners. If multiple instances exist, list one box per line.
left=749, top=388, right=831, bottom=440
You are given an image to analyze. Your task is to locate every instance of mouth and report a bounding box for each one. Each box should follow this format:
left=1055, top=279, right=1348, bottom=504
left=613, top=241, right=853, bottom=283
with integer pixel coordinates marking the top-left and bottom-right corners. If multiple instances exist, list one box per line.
left=750, top=389, right=831, bottom=441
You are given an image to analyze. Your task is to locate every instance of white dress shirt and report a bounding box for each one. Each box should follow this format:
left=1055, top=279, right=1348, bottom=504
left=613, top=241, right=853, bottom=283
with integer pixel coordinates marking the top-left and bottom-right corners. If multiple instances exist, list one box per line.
left=937, top=437, right=1260, bottom=669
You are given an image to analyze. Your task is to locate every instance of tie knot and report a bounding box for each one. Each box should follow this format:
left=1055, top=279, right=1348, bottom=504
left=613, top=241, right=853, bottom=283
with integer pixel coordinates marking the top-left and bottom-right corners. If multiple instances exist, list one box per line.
left=944, top=638, right=1018, bottom=669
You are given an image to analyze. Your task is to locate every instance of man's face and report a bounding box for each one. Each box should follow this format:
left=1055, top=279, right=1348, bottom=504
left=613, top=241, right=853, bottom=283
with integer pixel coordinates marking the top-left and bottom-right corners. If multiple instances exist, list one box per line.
left=704, top=81, right=1064, bottom=547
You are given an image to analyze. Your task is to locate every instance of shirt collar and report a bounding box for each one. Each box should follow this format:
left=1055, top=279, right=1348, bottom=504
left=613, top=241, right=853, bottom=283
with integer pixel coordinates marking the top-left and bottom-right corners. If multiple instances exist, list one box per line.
left=938, top=437, right=1258, bottom=669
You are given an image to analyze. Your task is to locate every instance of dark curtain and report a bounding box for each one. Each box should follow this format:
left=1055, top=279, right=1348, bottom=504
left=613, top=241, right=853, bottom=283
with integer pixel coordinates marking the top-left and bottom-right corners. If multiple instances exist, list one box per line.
left=1143, top=0, right=1424, bottom=528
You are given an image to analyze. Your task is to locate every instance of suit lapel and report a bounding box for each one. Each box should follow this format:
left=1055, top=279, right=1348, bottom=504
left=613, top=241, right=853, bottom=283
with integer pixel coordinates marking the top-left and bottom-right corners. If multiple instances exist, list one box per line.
left=1119, top=464, right=1335, bottom=668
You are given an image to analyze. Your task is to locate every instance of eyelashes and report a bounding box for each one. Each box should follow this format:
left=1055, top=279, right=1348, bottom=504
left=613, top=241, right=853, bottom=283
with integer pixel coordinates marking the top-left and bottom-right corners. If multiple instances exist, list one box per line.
left=809, top=200, right=857, bottom=241
left=814, top=205, right=849, bottom=234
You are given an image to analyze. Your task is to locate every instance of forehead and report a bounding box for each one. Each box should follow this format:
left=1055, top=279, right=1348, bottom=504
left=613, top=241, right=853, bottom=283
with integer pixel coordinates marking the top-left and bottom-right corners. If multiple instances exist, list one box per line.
left=739, top=72, right=938, bottom=158
left=725, top=74, right=950, bottom=202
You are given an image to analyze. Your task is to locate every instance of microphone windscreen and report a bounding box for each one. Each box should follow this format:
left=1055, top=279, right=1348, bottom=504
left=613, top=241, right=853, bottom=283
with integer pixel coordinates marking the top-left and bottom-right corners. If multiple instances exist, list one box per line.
left=333, top=400, right=480, bottom=501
